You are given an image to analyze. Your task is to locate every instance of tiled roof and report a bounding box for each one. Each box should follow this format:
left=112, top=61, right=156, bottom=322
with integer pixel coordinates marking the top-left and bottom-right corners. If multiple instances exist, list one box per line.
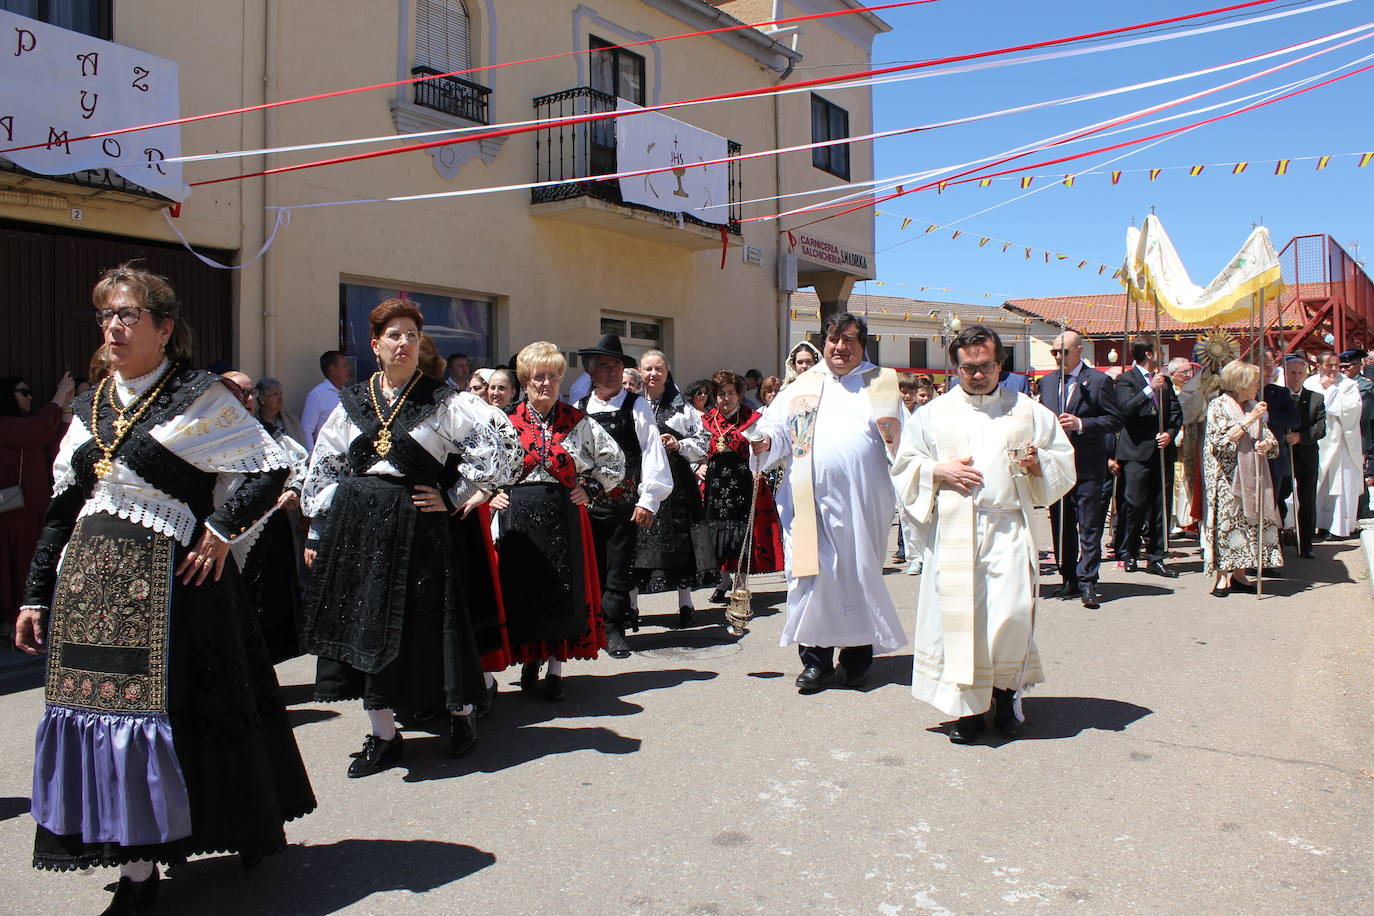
left=1004, top=292, right=1311, bottom=336
left=792, top=290, right=1038, bottom=322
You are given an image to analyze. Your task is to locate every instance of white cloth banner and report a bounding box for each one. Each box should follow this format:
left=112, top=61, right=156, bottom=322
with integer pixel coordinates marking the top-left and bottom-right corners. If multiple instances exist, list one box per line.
left=615, top=100, right=728, bottom=225
left=0, top=10, right=187, bottom=200
left=1122, top=214, right=1285, bottom=326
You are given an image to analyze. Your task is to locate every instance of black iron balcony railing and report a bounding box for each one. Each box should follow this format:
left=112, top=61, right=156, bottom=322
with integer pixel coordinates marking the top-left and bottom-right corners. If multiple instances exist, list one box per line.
left=531, top=86, right=741, bottom=235
left=411, top=66, right=491, bottom=124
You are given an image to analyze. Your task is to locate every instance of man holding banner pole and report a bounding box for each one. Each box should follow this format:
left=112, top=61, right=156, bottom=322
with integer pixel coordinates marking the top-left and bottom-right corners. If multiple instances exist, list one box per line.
left=749, top=312, right=907, bottom=694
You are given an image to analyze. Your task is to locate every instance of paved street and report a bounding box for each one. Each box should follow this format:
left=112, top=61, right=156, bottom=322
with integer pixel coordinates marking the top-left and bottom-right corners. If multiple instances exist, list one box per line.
left=1, top=518, right=1370, bottom=915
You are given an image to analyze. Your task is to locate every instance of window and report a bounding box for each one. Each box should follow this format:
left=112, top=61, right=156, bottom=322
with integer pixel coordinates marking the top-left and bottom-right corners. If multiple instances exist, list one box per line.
left=908, top=339, right=928, bottom=370
left=811, top=94, right=850, bottom=180
left=415, top=0, right=471, bottom=74
left=599, top=313, right=662, bottom=364
left=2, top=0, right=111, bottom=38
left=589, top=36, right=645, bottom=105
left=341, top=282, right=494, bottom=377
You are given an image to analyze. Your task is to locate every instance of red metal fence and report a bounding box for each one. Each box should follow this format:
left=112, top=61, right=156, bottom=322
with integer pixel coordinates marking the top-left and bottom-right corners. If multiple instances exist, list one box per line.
left=1273, top=234, right=1374, bottom=353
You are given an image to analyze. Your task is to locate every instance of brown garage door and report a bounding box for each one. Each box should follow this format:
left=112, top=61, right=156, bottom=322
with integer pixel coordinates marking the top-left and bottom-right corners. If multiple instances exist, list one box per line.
left=0, top=219, right=235, bottom=401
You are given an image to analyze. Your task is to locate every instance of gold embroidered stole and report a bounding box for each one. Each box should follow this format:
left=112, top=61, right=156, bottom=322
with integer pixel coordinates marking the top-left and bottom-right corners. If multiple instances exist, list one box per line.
left=929, top=387, right=1035, bottom=686
left=783, top=365, right=903, bottom=577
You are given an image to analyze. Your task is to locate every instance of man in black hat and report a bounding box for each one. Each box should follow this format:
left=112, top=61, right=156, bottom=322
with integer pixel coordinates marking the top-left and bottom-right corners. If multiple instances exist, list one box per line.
left=575, top=335, right=673, bottom=657
left=1283, top=354, right=1326, bottom=556
left=1338, top=348, right=1374, bottom=519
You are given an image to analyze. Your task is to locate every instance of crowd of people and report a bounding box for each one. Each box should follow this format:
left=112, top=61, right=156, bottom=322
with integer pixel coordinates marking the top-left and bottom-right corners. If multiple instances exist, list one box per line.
left=4, top=262, right=1372, bottom=913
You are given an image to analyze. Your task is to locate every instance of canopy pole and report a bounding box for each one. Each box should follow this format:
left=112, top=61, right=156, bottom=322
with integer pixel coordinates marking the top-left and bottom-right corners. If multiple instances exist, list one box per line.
left=1253, top=291, right=1264, bottom=598
left=1153, top=290, right=1169, bottom=558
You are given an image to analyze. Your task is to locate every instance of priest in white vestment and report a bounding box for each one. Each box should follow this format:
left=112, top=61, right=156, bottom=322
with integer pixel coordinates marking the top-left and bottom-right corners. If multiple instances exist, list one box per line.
left=892, top=325, right=1075, bottom=743
left=750, top=313, right=908, bottom=692
left=1304, top=352, right=1363, bottom=538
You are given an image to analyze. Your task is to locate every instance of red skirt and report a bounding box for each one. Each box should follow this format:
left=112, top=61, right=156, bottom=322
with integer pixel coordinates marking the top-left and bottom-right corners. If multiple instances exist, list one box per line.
left=721, top=479, right=785, bottom=575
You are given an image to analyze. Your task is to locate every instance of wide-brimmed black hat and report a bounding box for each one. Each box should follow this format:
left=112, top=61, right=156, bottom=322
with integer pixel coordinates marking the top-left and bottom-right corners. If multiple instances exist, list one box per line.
left=577, top=334, right=637, bottom=368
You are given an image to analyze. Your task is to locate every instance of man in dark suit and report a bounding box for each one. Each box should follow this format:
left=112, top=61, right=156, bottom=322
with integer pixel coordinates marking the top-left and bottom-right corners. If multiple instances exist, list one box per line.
left=1284, top=354, right=1326, bottom=557
left=1115, top=341, right=1184, bottom=576
left=1041, top=331, right=1121, bottom=608
left=1261, top=349, right=1300, bottom=562
left=999, top=368, right=1031, bottom=394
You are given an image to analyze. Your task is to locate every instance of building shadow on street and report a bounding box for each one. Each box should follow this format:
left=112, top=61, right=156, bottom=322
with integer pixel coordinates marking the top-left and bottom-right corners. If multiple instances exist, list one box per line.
left=0, top=796, right=30, bottom=822
left=161, top=838, right=494, bottom=915
left=925, top=696, right=1152, bottom=746
left=286, top=707, right=339, bottom=728
left=1098, top=581, right=1175, bottom=602
left=399, top=724, right=642, bottom=783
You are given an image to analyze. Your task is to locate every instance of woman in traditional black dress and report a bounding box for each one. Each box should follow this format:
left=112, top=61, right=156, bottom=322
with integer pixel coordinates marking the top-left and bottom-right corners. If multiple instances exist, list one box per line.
left=702, top=370, right=785, bottom=604
left=15, top=265, right=315, bottom=913
left=633, top=350, right=714, bottom=627
left=301, top=299, right=517, bottom=778
left=488, top=342, right=624, bottom=701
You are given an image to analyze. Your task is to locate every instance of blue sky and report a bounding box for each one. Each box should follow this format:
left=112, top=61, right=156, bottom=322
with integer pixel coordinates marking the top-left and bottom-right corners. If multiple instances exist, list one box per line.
left=849, top=0, right=1372, bottom=304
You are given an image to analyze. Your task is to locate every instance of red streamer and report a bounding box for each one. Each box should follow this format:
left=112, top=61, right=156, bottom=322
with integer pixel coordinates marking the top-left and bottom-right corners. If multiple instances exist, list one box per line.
left=0, top=1, right=939, bottom=157
left=186, top=0, right=1282, bottom=189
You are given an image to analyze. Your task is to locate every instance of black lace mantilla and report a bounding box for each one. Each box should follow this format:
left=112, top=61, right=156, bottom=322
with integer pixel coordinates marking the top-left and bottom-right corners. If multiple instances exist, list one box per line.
left=339, top=375, right=447, bottom=484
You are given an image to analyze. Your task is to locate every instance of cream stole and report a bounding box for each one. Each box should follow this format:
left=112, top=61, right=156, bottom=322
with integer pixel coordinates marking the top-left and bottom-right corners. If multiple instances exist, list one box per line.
left=927, top=387, right=1036, bottom=686
left=783, top=365, right=903, bottom=577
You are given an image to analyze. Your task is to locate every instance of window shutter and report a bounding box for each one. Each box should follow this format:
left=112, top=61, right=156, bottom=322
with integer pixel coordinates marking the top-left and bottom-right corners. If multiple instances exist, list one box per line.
left=415, top=0, right=471, bottom=74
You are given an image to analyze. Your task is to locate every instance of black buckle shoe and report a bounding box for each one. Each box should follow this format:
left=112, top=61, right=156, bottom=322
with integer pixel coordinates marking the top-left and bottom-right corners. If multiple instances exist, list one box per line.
left=1080, top=584, right=1100, bottom=609
left=347, top=732, right=404, bottom=778
left=476, top=678, right=498, bottom=719
left=519, top=662, right=540, bottom=693
left=709, top=588, right=728, bottom=604
left=676, top=606, right=694, bottom=629
left=948, top=714, right=986, bottom=744
left=543, top=673, right=565, bottom=702
left=992, top=689, right=1020, bottom=737
left=795, top=666, right=832, bottom=692
left=102, top=866, right=159, bottom=915
left=448, top=711, right=477, bottom=757
left=1146, top=561, right=1179, bottom=578
left=605, top=625, right=632, bottom=659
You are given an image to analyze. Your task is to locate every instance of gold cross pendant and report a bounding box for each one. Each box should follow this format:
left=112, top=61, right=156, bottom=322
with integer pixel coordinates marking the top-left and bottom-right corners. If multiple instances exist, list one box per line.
left=113, top=418, right=129, bottom=438
left=94, top=457, right=114, bottom=479
left=375, top=428, right=393, bottom=457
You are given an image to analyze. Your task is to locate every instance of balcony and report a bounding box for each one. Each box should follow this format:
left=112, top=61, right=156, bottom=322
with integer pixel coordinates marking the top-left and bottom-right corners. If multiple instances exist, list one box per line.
left=531, top=87, right=741, bottom=249
left=411, top=66, right=491, bottom=125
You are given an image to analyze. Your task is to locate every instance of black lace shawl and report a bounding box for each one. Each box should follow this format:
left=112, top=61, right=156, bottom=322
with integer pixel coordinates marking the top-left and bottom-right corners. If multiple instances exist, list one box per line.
left=23, top=368, right=288, bottom=610
left=338, top=374, right=448, bottom=484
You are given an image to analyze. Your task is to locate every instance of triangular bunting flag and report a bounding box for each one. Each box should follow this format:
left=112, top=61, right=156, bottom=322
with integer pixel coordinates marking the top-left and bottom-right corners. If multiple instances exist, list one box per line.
left=1025, top=248, right=1032, bottom=258
left=1189, top=165, right=1204, bottom=177
left=1062, top=175, right=1075, bottom=187
left=1077, top=260, right=1088, bottom=269
left=1020, top=176, right=1034, bottom=189
left=978, top=178, right=992, bottom=187
left=1098, top=265, right=1107, bottom=275
left=937, top=181, right=948, bottom=193
left=1316, top=155, right=1331, bottom=170
left=951, top=230, right=962, bottom=240
left=1360, top=152, right=1373, bottom=168
left=1002, top=242, right=1012, bottom=253
left=900, top=218, right=912, bottom=231
left=1111, top=171, right=1122, bottom=185
left=1232, top=162, right=1248, bottom=174
left=979, top=237, right=990, bottom=247
left=1149, top=168, right=1162, bottom=182
left=1274, top=159, right=1290, bottom=175
left=924, top=224, right=937, bottom=234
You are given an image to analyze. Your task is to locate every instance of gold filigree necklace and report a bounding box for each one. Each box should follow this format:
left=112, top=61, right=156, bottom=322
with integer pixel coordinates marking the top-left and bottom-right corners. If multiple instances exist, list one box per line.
left=367, top=370, right=421, bottom=458
left=90, top=363, right=178, bottom=479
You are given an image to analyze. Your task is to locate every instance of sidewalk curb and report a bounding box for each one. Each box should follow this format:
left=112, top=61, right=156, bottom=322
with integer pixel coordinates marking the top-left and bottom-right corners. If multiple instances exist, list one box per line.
left=1362, top=522, right=1374, bottom=602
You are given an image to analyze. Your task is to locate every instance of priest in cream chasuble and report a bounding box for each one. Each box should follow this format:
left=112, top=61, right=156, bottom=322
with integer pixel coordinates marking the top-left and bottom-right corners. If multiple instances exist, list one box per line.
left=751, top=313, right=908, bottom=690
left=892, top=325, right=1075, bottom=742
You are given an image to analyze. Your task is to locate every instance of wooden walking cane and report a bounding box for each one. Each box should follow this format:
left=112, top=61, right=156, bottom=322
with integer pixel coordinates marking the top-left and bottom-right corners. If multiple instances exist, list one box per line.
left=1289, top=446, right=1302, bottom=557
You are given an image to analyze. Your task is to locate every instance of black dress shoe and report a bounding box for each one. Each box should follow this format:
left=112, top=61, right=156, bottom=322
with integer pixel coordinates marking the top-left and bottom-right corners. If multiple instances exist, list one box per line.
left=239, top=849, right=265, bottom=869
left=992, top=689, right=1020, bottom=737
left=834, top=667, right=866, bottom=689
left=676, top=606, right=694, bottom=629
left=709, top=588, right=728, bottom=604
left=347, top=732, right=404, bottom=778
left=1209, top=585, right=1230, bottom=598
left=543, top=674, right=565, bottom=702
left=1080, top=584, right=1100, bottom=609
left=519, top=662, right=540, bottom=693
left=1054, top=583, right=1082, bottom=600
left=1123, top=557, right=1140, bottom=573
left=605, top=625, right=632, bottom=659
left=102, top=866, right=159, bottom=915
left=795, top=666, right=832, bottom=692
left=448, top=711, right=477, bottom=757
left=476, top=678, right=498, bottom=719
left=1299, top=549, right=1315, bottom=559
left=948, top=714, right=986, bottom=744
left=1146, top=561, right=1179, bottom=578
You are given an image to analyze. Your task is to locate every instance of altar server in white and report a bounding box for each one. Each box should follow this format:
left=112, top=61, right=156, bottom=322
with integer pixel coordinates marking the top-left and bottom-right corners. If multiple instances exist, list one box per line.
left=750, top=312, right=908, bottom=692
left=1304, top=351, right=1363, bottom=538
left=892, top=324, right=1075, bottom=744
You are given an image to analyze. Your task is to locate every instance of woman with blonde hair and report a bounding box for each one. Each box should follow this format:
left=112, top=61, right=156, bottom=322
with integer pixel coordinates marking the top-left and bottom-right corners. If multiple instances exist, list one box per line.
left=489, top=341, right=625, bottom=700
left=1202, top=359, right=1282, bottom=596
